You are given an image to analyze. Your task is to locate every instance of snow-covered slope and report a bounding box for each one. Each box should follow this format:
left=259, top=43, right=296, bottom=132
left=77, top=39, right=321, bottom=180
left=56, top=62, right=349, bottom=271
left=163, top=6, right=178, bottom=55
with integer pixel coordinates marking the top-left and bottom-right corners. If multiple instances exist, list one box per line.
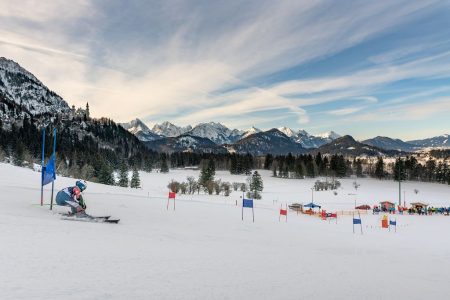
left=152, top=121, right=192, bottom=137
left=1, top=163, right=450, bottom=299
left=0, top=57, right=70, bottom=116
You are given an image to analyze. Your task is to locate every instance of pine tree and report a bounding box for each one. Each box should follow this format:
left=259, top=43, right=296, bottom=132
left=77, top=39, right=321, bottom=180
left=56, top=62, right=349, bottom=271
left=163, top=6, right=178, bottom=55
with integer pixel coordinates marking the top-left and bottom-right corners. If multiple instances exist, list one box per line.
left=394, top=158, right=407, bottom=181
left=160, top=157, right=169, bottom=173
left=375, top=156, right=385, bottom=179
left=14, top=141, right=25, bottom=166
left=248, top=171, right=264, bottom=199
left=98, top=163, right=115, bottom=185
left=264, top=154, right=273, bottom=170
left=130, top=168, right=141, bottom=188
left=199, top=159, right=215, bottom=185
left=355, top=159, right=363, bottom=177
left=118, top=163, right=129, bottom=187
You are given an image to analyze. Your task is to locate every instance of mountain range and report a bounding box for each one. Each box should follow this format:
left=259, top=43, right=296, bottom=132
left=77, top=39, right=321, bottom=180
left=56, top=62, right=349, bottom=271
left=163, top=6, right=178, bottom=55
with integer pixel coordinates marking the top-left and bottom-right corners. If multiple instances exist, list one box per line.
left=121, top=118, right=449, bottom=156
left=120, top=118, right=342, bottom=153
left=1, top=56, right=448, bottom=158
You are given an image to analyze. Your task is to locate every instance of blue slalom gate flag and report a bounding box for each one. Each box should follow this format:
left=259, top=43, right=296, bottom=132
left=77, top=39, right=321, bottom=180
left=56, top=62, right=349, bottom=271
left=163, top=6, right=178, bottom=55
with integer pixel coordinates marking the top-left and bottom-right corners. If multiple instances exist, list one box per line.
left=353, top=218, right=361, bottom=225
left=243, top=199, right=254, bottom=208
left=389, top=220, right=396, bottom=226
left=42, top=154, right=56, bottom=186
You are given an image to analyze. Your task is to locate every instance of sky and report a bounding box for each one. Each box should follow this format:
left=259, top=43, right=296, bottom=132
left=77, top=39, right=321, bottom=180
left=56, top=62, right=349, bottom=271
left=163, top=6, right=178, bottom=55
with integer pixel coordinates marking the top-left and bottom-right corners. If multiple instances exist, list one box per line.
left=1, top=0, right=449, bottom=140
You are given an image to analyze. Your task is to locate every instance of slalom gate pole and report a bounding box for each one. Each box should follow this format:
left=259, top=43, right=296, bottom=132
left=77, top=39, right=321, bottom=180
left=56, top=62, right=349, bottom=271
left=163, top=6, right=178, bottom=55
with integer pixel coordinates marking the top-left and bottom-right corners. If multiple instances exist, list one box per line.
left=352, top=212, right=355, bottom=234
left=279, top=204, right=281, bottom=222
left=252, top=205, right=255, bottom=223
left=359, top=211, right=363, bottom=235
left=50, top=129, right=56, bottom=210
left=241, top=192, right=244, bottom=221
left=40, top=128, right=45, bottom=206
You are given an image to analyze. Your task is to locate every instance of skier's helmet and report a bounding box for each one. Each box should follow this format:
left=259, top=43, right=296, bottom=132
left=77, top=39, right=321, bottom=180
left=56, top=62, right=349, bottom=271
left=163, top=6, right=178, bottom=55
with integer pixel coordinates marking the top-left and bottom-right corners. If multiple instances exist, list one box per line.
left=76, top=180, right=87, bottom=192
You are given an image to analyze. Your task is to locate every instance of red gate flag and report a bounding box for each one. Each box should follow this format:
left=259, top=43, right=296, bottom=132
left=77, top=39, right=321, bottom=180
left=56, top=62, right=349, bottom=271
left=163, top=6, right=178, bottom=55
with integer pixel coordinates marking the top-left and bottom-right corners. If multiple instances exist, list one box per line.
left=279, top=204, right=288, bottom=222
left=168, top=192, right=176, bottom=199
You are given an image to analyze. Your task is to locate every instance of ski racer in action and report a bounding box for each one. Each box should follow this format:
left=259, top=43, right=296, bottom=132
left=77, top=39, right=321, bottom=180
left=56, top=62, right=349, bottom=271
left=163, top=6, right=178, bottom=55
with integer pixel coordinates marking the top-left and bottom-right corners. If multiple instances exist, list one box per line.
left=55, top=180, right=87, bottom=215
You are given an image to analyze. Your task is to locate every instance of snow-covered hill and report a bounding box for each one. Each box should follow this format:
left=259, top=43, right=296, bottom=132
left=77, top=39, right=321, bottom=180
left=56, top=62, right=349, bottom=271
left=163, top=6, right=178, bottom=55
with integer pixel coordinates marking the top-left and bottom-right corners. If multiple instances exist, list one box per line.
left=1, top=163, right=450, bottom=299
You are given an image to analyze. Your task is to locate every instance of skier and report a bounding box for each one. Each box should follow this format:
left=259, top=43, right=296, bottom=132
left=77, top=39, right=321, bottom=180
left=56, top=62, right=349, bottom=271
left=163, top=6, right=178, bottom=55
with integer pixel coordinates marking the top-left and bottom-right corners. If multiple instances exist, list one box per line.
left=55, top=180, right=87, bottom=215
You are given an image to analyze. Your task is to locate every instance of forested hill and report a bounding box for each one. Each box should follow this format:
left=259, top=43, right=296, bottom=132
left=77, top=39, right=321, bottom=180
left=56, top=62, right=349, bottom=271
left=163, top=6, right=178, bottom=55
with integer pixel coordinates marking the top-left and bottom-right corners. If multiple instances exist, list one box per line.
left=0, top=57, right=159, bottom=184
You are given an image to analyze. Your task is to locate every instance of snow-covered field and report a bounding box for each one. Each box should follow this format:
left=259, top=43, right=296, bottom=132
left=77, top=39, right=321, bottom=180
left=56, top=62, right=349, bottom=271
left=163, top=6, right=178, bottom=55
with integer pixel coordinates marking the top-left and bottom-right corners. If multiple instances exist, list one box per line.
left=1, top=163, right=449, bottom=300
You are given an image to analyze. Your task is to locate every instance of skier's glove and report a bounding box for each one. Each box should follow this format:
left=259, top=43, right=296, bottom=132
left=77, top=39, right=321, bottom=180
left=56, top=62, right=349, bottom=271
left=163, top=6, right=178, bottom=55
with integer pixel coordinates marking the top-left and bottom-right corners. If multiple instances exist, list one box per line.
left=79, top=198, right=87, bottom=209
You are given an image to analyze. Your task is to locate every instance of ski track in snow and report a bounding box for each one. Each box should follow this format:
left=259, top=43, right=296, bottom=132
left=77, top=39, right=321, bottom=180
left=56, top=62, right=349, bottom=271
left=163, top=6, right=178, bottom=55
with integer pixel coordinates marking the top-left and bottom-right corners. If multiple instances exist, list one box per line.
left=1, top=163, right=449, bottom=300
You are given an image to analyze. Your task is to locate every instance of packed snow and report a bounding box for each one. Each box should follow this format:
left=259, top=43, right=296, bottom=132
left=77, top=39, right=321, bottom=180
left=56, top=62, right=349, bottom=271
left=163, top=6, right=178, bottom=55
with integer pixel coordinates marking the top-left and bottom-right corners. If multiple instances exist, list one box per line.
left=1, top=163, right=449, bottom=300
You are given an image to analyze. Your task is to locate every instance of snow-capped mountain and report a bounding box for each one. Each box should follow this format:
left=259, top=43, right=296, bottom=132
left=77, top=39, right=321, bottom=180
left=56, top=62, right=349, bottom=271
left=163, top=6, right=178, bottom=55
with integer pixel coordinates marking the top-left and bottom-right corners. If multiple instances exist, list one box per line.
left=314, top=131, right=341, bottom=141
left=278, top=126, right=297, bottom=138
left=231, top=129, right=306, bottom=155
left=0, top=57, right=70, bottom=117
left=362, top=136, right=418, bottom=152
left=277, top=127, right=340, bottom=148
left=120, top=118, right=162, bottom=142
left=241, top=126, right=262, bottom=139
left=152, top=121, right=192, bottom=137
left=407, top=134, right=450, bottom=148
left=188, top=122, right=243, bottom=144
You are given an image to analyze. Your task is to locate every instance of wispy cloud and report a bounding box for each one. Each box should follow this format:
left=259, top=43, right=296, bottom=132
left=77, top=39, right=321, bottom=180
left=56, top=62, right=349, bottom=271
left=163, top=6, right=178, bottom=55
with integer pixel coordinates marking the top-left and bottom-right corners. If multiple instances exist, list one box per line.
left=0, top=0, right=449, bottom=138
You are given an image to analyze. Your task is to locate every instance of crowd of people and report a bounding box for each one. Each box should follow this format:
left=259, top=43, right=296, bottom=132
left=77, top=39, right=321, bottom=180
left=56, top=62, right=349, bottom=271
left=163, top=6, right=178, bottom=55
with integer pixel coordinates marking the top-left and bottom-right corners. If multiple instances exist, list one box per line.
left=372, top=205, right=450, bottom=216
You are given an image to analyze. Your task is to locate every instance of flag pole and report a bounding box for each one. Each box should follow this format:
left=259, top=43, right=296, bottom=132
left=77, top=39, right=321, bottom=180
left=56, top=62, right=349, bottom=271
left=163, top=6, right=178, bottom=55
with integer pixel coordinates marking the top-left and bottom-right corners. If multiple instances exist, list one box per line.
left=352, top=212, right=355, bottom=234
left=50, top=128, right=57, bottom=210
left=40, top=127, right=45, bottom=206
left=359, top=211, right=363, bottom=234
left=241, top=192, right=244, bottom=221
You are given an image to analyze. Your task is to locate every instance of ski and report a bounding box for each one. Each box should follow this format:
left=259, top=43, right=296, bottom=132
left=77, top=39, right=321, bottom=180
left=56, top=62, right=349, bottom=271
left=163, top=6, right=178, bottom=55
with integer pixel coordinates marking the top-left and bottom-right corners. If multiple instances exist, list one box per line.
left=60, top=212, right=111, bottom=219
left=60, top=212, right=119, bottom=224
left=61, top=216, right=120, bottom=224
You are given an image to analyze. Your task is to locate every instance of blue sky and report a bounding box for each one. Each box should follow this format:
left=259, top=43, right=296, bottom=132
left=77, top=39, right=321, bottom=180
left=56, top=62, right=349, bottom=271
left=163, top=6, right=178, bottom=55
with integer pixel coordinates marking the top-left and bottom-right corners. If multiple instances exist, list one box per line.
left=1, top=0, right=449, bottom=140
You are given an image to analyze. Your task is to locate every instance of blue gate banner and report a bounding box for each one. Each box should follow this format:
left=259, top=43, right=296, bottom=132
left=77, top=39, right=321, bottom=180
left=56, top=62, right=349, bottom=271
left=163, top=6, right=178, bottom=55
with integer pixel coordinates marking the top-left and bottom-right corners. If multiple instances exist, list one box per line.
left=353, top=218, right=361, bottom=225
left=42, top=154, right=56, bottom=186
left=243, top=199, right=254, bottom=208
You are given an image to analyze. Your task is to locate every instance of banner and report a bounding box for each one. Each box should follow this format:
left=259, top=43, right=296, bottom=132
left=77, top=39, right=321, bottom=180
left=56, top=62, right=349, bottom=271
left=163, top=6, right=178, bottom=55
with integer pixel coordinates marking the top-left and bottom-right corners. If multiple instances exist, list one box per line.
left=242, top=198, right=254, bottom=222
left=42, top=154, right=56, bottom=186
left=243, top=199, right=253, bottom=208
